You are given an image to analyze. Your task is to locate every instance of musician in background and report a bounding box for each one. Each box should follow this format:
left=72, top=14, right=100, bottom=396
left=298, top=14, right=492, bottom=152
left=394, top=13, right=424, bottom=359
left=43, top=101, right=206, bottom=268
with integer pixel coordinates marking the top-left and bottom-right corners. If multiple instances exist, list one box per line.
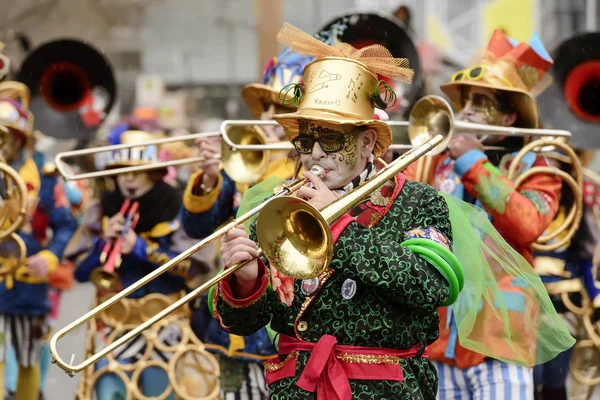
left=532, top=150, right=600, bottom=399
left=4, top=157, right=84, bottom=400
left=212, top=25, right=464, bottom=399
left=0, top=84, right=76, bottom=400
left=65, top=128, right=206, bottom=399
left=404, top=30, right=563, bottom=399
left=181, top=48, right=313, bottom=399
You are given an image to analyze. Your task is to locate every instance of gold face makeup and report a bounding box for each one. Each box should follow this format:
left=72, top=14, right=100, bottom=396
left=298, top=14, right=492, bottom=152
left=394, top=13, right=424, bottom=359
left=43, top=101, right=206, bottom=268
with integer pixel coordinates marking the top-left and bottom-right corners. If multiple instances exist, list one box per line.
left=460, top=89, right=504, bottom=126
left=331, top=133, right=358, bottom=166
left=296, top=121, right=366, bottom=190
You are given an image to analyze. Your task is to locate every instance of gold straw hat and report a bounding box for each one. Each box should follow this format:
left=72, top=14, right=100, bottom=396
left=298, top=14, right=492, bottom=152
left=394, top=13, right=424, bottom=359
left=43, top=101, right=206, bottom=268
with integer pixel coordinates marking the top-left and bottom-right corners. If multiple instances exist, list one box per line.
left=241, top=48, right=313, bottom=118
left=441, top=30, right=553, bottom=129
left=272, top=23, right=414, bottom=158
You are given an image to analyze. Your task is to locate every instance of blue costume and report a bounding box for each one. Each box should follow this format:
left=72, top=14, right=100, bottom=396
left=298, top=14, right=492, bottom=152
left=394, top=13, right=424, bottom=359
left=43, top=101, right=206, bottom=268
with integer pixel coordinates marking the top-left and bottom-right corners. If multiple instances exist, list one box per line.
left=0, top=152, right=75, bottom=400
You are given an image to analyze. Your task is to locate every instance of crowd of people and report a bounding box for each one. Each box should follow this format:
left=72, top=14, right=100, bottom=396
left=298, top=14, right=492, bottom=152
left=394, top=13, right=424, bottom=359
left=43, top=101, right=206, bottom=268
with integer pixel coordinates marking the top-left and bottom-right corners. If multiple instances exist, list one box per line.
left=0, top=7, right=599, bottom=400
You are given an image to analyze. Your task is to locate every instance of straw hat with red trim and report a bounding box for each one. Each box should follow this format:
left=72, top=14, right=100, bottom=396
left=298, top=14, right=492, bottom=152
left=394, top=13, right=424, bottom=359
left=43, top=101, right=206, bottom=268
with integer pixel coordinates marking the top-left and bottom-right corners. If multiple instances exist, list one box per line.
left=241, top=48, right=313, bottom=118
left=441, top=29, right=553, bottom=129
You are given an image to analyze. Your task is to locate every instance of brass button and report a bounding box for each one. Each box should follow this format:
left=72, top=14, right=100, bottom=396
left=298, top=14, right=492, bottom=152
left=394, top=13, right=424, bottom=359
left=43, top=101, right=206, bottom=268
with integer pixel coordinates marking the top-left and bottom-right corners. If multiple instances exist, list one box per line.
left=298, top=321, right=308, bottom=332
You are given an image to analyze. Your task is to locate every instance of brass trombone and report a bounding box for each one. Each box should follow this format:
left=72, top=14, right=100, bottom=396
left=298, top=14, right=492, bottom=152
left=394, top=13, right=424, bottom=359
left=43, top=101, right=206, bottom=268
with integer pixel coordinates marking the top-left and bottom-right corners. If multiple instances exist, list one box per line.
left=54, top=121, right=417, bottom=184
left=50, top=95, right=579, bottom=375
left=55, top=126, right=279, bottom=185
left=54, top=96, right=573, bottom=183
left=50, top=109, right=449, bottom=376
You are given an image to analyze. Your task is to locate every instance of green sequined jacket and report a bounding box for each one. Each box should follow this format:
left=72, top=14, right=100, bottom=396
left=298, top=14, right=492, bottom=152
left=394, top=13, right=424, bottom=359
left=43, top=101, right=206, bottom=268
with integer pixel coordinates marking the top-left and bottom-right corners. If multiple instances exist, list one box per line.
left=213, top=174, right=452, bottom=399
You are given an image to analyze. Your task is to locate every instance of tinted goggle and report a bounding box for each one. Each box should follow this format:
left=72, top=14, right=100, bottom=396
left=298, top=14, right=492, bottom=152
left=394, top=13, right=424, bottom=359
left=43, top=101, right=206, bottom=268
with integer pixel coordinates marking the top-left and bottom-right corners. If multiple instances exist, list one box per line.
left=291, top=126, right=364, bottom=154
left=292, top=134, right=346, bottom=154
left=451, top=65, right=513, bottom=88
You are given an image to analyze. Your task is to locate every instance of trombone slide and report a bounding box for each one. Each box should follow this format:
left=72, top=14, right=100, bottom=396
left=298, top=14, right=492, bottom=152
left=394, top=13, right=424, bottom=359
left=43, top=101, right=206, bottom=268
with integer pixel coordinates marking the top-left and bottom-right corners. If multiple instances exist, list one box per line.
left=55, top=132, right=221, bottom=181
left=49, top=166, right=324, bottom=375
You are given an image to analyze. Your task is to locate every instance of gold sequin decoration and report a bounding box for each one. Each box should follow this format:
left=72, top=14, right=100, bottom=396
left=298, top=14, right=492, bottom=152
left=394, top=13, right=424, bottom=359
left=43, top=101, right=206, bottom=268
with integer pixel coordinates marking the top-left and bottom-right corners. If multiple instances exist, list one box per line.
left=336, top=353, right=402, bottom=364
left=294, top=268, right=335, bottom=340
left=263, top=351, right=403, bottom=373
left=517, top=65, right=539, bottom=89
left=219, top=283, right=267, bottom=309
left=264, top=351, right=299, bottom=372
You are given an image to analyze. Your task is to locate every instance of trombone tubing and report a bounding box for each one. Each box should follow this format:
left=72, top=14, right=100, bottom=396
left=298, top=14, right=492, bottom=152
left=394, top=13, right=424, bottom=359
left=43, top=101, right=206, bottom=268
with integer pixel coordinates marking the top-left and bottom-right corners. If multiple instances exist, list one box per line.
left=54, top=131, right=221, bottom=180
left=49, top=170, right=316, bottom=375
left=452, top=120, right=571, bottom=138
left=50, top=133, right=444, bottom=375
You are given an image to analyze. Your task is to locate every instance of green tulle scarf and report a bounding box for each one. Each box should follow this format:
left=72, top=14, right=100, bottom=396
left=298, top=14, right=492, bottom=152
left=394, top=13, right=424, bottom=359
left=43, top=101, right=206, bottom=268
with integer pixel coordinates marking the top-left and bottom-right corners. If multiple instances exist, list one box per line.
left=212, top=175, right=575, bottom=365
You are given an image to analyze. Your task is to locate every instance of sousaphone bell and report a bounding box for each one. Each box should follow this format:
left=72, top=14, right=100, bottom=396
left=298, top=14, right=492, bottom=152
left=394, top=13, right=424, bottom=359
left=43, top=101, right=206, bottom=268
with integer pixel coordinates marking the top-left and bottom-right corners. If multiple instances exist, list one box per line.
left=17, top=39, right=117, bottom=140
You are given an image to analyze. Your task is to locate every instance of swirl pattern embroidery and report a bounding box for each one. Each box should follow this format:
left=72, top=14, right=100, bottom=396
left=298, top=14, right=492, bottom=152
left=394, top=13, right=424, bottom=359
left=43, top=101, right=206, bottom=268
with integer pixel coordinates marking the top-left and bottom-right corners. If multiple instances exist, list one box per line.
left=216, top=179, right=453, bottom=399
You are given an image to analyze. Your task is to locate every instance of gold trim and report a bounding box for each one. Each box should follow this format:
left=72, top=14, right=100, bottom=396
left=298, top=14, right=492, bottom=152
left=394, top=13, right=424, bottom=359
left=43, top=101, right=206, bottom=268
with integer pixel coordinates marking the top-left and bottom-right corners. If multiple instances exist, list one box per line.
left=218, top=281, right=267, bottom=309
left=264, top=350, right=404, bottom=373
left=294, top=268, right=335, bottom=340
left=533, top=256, right=570, bottom=278
left=544, top=279, right=583, bottom=295
left=264, top=351, right=299, bottom=372
left=336, top=353, right=403, bottom=364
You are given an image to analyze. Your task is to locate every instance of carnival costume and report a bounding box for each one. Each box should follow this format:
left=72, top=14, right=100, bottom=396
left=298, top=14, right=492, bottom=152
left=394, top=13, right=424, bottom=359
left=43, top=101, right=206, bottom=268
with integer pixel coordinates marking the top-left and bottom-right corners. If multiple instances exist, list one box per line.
left=530, top=165, right=599, bottom=398
left=182, top=48, right=313, bottom=398
left=404, top=29, right=575, bottom=399
left=0, top=81, right=76, bottom=400
left=65, top=129, right=216, bottom=400
left=4, top=151, right=83, bottom=400
left=209, top=23, right=467, bottom=399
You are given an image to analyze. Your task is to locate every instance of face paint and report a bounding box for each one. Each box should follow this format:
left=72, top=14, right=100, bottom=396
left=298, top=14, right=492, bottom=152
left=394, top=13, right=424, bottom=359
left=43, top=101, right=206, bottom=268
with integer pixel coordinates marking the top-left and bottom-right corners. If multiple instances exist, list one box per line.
left=330, top=133, right=358, bottom=166
left=470, top=93, right=503, bottom=125
left=299, top=124, right=366, bottom=190
left=459, top=87, right=505, bottom=126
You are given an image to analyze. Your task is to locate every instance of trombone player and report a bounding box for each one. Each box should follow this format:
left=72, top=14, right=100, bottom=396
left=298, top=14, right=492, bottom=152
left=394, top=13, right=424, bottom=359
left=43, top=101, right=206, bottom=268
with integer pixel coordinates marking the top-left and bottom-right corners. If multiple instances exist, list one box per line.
left=182, top=48, right=313, bottom=399
left=65, top=128, right=205, bottom=399
left=210, top=24, right=463, bottom=399
left=404, top=30, right=565, bottom=399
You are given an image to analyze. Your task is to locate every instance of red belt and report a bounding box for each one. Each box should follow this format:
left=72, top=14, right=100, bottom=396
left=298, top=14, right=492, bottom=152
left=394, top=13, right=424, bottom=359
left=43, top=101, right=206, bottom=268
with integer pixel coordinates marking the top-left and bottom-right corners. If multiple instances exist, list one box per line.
left=265, top=334, right=427, bottom=400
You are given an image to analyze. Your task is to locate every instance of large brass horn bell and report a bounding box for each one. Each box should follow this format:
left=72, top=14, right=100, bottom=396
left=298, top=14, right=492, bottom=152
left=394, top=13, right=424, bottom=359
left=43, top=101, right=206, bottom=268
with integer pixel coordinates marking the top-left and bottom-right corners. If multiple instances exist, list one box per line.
left=221, top=125, right=272, bottom=184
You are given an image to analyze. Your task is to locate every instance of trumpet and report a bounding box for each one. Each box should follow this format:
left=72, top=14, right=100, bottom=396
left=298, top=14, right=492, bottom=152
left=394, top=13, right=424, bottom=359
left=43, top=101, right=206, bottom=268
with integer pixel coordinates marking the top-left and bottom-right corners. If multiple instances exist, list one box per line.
left=89, top=199, right=140, bottom=293
left=50, top=112, right=448, bottom=376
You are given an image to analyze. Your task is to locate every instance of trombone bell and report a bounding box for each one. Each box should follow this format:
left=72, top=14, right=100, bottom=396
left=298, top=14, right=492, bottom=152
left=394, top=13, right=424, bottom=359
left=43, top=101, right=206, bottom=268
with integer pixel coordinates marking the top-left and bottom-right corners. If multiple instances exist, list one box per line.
left=257, top=197, right=332, bottom=279
left=221, top=126, right=271, bottom=184
left=408, top=96, right=453, bottom=156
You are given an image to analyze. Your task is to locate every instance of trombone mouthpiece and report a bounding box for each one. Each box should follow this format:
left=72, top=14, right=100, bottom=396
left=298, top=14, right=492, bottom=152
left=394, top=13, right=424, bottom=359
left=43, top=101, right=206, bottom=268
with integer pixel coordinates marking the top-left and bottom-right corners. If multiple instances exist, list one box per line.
left=310, top=165, right=326, bottom=179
